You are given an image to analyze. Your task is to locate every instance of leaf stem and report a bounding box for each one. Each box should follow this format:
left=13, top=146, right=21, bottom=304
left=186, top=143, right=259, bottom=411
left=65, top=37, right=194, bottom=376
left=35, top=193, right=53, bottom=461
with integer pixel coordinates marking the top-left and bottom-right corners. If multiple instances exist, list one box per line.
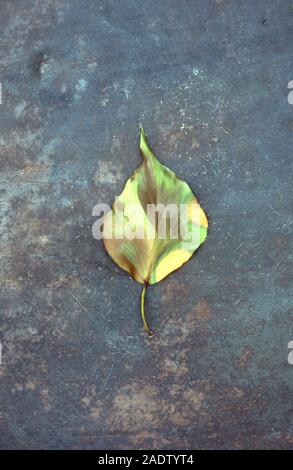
left=140, top=282, right=154, bottom=337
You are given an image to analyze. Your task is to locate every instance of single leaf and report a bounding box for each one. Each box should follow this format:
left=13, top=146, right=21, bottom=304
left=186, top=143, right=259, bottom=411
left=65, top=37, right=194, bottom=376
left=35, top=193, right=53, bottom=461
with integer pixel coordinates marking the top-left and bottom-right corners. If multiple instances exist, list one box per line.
left=102, top=128, right=208, bottom=336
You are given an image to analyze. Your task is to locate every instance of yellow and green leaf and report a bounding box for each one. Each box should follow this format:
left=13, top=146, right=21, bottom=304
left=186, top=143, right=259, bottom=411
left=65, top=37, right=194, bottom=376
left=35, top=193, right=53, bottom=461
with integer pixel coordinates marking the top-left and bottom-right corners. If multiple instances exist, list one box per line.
left=102, top=128, right=208, bottom=336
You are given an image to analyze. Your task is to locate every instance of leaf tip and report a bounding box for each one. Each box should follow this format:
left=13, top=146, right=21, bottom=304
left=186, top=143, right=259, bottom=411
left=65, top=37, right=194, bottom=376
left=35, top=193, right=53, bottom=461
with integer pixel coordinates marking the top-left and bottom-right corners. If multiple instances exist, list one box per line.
left=139, top=127, right=152, bottom=161
left=139, top=126, right=146, bottom=146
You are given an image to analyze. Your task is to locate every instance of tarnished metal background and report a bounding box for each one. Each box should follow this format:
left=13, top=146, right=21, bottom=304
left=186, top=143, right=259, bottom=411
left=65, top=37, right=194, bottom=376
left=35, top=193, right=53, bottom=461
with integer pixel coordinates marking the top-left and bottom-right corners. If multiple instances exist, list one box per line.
left=0, top=0, right=292, bottom=450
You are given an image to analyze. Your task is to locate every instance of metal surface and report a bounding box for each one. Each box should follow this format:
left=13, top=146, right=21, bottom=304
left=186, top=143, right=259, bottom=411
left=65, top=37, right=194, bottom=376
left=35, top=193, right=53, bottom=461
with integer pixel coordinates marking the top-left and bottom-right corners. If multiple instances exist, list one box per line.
left=0, top=0, right=292, bottom=450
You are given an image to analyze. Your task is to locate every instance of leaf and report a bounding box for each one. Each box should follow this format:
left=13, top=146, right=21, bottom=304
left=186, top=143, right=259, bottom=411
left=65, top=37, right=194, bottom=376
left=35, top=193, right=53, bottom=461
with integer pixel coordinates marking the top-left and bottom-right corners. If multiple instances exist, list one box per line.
left=102, top=128, right=208, bottom=336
